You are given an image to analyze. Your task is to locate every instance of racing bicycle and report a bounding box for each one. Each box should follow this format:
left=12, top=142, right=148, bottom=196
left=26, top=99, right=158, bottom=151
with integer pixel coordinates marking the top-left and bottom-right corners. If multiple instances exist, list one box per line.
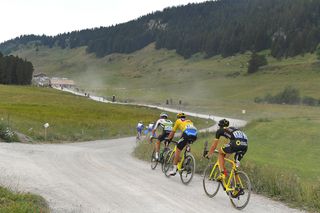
left=150, top=137, right=171, bottom=172
left=202, top=150, right=251, bottom=209
left=163, top=140, right=196, bottom=185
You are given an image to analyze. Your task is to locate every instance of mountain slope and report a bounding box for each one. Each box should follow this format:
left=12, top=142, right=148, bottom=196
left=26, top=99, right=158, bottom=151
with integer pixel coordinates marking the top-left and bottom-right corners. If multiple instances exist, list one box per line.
left=2, top=0, right=320, bottom=58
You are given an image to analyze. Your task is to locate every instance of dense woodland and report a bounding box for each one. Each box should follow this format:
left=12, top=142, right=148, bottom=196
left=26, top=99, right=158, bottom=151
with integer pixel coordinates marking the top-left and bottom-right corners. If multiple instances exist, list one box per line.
left=0, top=52, right=34, bottom=85
left=1, top=0, right=320, bottom=59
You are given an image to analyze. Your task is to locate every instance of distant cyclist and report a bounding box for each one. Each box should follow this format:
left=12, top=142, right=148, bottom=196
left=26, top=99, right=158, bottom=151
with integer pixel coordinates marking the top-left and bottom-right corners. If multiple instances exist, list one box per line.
left=206, top=119, right=248, bottom=181
left=150, top=112, right=173, bottom=160
left=167, top=112, right=198, bottom=176
left=147, top=122, right=155, bottom=135
left=136, top=121, right=144, bottom=140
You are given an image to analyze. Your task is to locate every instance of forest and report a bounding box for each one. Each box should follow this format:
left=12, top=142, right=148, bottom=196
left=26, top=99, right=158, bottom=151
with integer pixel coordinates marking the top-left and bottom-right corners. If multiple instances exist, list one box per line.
left=0, top=52, right=34, bottom=85
left=1, top=0, right=320, bottom=59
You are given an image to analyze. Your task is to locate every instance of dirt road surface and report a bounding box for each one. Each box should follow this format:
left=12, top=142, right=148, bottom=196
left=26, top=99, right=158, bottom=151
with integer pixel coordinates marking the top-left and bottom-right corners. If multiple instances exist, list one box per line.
left=0, top=137, right=303, bottom=213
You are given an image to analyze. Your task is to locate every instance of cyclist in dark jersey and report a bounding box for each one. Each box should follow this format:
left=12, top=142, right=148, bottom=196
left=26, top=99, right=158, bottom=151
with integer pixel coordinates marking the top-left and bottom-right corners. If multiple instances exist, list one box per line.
left=207, top=119, right=248, bottom=180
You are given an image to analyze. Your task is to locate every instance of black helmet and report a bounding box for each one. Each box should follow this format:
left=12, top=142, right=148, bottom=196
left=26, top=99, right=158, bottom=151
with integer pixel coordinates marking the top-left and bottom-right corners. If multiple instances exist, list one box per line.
left=218, top=119, right=229, bottom=127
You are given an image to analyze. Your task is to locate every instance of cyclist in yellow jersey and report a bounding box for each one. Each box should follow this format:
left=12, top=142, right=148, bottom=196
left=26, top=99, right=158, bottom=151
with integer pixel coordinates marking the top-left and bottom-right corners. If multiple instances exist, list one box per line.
left=167, top=112, right=198, bottom=176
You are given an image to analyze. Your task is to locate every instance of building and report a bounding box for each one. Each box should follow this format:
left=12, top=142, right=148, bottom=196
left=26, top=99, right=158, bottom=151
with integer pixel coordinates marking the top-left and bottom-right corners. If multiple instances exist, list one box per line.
left=50, top=77, right=75, bottom=88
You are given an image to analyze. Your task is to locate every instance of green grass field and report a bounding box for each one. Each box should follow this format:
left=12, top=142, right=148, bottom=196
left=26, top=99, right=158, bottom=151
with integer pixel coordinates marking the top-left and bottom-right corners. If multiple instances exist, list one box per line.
left=0, top=85, right=210, bottom=142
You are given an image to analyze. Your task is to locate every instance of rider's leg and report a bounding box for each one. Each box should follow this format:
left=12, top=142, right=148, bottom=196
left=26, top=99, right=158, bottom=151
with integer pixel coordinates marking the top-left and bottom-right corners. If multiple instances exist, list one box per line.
left=155, top=140, right=161, bottom=159
left=169, top=148, right=181, bottom=175
left=218, top=148, right=227, bottom=177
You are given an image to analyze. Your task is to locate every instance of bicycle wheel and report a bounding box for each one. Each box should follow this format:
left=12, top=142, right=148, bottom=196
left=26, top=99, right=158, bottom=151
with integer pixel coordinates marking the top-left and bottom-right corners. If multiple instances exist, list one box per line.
left=228, top=171, right=251, bottom=210
left=150, top=150, right=158, bottom=170
left=203, top=163, right=220, bottom=197
left=180, top=154, right=195, bottom=185
left=161, top=148, right=171, bottom=173
left=163, top=150, right=175, bottom=177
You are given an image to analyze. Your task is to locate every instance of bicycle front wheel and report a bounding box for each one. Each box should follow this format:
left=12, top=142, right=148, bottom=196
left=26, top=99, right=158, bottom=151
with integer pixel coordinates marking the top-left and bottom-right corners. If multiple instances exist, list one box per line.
left=203, top=163, right=220, bottom=197
left=150, top=150, right=158, bottom=170
left=228, top=171, right=251, bottom=210
left=163, top=150, right=175, bottom=177
left=161, top=148, right=171, bottom=173
left=180, top=154, right=196, bottom=185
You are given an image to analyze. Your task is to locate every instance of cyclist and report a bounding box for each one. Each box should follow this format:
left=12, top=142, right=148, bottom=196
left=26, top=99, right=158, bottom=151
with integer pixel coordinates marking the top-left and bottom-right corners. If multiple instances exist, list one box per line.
left=206, top=119, right=248, bottom=181
left=150, top=112, right=173, bottom=160
left=136, top=121, right=144, bottom=140
left=147, top=122, right=155, bottom=135
left=167, top=112, right=198, bottom=176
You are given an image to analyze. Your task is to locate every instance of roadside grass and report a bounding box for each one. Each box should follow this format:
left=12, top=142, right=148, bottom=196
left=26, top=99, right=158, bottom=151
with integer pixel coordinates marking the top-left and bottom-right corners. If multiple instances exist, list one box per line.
left=134, top=117, right=320, bottom=212
left=0, top=85, right=210, bottom=142
left=0, top=186, right=49, bottom=213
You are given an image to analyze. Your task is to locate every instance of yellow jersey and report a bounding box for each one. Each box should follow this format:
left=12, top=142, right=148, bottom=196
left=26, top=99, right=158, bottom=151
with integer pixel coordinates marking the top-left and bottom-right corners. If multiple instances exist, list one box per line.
left=172, top=118, right=196, bottom=132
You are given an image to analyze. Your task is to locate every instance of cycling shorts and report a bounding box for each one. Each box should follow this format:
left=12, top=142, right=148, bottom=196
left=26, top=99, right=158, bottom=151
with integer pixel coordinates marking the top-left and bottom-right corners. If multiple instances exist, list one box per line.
left=158, top=131, right=171, bottom=142
left=177, top=131, right=197, bottom=150
left=221, top=139, right=248, bottom=156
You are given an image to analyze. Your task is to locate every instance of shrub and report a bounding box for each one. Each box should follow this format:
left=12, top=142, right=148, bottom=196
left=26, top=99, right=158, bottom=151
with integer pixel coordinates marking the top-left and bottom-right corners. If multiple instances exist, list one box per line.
left=0, top=122, right=19, bottom=142
left=247, top=52, right=267, bottom=74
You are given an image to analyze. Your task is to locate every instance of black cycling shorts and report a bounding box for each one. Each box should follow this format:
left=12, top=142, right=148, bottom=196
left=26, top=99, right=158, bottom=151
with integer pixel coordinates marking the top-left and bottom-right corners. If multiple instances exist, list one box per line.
left=177, top=132, right=197, bottom=150
left=158, top=131, right=171, bottom=142
left=221, top=139, right=248, bottom=156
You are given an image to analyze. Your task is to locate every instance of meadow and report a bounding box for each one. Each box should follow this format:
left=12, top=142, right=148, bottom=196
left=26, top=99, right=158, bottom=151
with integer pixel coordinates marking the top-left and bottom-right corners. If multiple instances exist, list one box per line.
left=0, top=85, right=210, bottom=142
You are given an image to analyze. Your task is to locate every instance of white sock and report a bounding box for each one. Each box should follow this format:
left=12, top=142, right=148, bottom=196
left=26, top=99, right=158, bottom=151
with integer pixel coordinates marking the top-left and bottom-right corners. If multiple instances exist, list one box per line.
left=172, top=165, right=177, bottom=171
left=155, top=152, right=159, bottom=159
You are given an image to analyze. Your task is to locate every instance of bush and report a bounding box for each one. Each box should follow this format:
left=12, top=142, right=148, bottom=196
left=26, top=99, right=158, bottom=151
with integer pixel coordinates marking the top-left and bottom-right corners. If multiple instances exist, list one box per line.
left=302, top=96, right=319, bottom=106
left=247, top=52, right=267, bottom=74
left=0, top=122, right=19, bottom=142
left=255, top=86, right=304, bottom=106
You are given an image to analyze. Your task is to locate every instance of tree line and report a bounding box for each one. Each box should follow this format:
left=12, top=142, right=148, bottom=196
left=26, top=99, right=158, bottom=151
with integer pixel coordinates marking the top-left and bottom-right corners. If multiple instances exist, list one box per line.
left=1, top=0, right=320, bottom=59
left=0, top=52, right=34, bottom=85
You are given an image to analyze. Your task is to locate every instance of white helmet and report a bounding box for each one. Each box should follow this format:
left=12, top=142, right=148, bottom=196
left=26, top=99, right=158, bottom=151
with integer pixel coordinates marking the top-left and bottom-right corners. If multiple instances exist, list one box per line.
left=160, top=112, right=168, bottom=119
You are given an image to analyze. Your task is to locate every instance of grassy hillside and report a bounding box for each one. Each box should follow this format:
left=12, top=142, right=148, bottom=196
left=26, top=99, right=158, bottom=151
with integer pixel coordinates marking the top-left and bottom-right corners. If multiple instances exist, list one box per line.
left=13, top=43, right=320, bottom=121
left=0, top=85, right=210, bottom=142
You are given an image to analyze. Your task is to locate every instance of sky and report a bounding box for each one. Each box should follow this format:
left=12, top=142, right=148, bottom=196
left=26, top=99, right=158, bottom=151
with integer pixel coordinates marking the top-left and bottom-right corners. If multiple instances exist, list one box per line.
left=0, top=0, right=209, bottom=43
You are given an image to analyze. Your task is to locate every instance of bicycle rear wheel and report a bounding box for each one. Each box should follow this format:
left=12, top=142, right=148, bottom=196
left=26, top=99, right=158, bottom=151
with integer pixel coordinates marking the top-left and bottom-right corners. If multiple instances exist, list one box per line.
left=163, top=150, right=175, bottom=177
left=203, top=163, right=220, bottom=197
left=180, top=154, right=195, bottom=185
left=228, top=171, right=251, bottom=210
left=150, top=150, right=158, bottom=170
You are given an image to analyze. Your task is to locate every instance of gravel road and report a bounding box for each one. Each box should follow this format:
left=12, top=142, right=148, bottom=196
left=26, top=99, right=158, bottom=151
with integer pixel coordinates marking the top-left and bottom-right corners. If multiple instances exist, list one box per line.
left=0, top=137, right=303, bottom=213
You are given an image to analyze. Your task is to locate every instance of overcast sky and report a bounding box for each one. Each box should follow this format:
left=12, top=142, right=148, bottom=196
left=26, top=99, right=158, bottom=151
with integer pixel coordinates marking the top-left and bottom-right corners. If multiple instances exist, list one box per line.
left=0, top=0, right=209, bottom=43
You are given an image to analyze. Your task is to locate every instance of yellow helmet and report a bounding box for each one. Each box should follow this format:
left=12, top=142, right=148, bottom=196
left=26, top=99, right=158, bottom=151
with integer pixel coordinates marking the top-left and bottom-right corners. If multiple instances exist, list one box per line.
left=176, top=112, right=186, bottom=118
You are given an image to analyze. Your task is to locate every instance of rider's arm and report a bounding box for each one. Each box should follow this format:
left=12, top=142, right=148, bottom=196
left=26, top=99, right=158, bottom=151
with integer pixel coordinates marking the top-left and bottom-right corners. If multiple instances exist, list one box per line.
left=208, top=138, right=219, bottom=156
left=167, top=130, right=175, bottom=140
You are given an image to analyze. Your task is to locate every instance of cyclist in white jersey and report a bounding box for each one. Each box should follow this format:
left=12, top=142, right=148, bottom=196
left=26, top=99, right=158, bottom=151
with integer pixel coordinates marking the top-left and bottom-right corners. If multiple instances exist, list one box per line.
left=151, top=112, right=173, bottom=160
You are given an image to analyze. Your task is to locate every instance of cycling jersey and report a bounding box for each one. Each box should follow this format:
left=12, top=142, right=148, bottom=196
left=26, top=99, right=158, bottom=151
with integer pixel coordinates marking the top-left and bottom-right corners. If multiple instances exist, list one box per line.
left=172, top=118, right=197, bottom=133
left=136, top=123, right=144, bottom=132
left=215, top=127, right=248, bottom=143
left=216, top=127, right=248, bottom=157
left=173, top=118, right=198, bottom=150
left=153, top=118, right=173, bottom=132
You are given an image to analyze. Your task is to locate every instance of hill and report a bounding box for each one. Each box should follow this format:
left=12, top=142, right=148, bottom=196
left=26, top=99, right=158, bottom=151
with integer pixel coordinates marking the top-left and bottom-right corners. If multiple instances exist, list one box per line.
left=1, top=0, right=320, bottom=58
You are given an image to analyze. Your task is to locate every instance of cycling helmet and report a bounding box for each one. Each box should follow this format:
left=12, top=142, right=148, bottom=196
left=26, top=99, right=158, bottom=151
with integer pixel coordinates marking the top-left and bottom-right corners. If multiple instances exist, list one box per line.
left=160, top=112, right=168, bottom=119
left=218, top=119, right=229, bottom=127
left=176, top=112, right=186, bottom=118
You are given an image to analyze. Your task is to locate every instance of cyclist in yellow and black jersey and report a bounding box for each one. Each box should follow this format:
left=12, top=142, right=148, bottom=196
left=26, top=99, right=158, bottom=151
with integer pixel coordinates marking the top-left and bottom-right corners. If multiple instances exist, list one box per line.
left=206, top=119, right=248, bottom=180
left=167, top=112, right=198, bottom=176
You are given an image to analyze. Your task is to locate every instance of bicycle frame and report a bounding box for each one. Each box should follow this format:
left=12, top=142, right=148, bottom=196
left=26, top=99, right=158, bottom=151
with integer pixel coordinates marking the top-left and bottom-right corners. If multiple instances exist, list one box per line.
left=167, top=142, right=191, bottom=171
left=210, top=157, right=243, bottom=192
